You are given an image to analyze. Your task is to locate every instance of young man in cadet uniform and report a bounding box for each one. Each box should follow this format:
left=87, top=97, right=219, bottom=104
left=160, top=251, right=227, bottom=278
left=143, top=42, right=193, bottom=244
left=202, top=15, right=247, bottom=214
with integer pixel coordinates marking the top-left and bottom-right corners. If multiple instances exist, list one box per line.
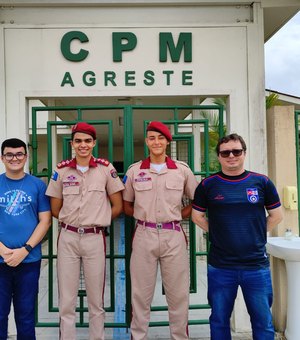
left=46, top=122, right=124, bottom=340
left=123, top=121, right=198, bottom=340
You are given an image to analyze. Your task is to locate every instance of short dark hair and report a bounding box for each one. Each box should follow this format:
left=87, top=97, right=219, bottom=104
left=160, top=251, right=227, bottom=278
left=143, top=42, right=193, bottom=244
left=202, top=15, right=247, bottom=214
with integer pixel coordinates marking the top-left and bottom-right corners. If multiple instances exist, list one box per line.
left=1, top=138, right=27, bottom=155
left=216, top=133, right=247, bottom=155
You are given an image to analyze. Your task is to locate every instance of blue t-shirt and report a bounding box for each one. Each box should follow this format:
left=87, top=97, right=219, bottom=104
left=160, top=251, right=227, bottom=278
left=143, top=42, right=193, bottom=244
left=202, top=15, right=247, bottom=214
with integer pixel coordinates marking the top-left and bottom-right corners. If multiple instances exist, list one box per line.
left=192, top=171, right=281, bottom=269
left=0, top=173, right=50, bottom=263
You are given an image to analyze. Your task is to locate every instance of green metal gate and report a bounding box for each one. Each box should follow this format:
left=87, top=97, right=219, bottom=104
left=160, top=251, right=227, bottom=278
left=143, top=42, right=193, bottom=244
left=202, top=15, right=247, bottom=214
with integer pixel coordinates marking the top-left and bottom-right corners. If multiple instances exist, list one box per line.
left=30, top=104, right=224, bottom=331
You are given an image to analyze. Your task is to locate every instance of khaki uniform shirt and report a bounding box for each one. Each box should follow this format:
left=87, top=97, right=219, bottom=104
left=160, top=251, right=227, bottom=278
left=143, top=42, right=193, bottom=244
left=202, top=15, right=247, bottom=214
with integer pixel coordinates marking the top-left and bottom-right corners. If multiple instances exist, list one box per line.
left=46, top=157, right=124, bottom=226
left=123, top=157, right=198, bottom=222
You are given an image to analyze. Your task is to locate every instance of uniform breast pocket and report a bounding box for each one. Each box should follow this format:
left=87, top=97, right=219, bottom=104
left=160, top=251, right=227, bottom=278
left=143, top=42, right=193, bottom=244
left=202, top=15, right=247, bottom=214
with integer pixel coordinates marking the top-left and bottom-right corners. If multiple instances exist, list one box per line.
left=165, top=178, right=184, bottom=191
left=88, top=184, right=106, bottom=199
left=134, top=180, right=153, bottom=192
left=165, top=178, right=185, bottom=209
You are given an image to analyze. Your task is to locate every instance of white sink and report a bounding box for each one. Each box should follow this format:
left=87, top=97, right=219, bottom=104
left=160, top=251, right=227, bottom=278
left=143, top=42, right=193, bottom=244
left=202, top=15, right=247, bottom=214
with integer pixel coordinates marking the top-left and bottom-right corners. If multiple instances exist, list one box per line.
left=267, top=236, right=300, bottom=340
left=267, top=236, right=300, bottom=261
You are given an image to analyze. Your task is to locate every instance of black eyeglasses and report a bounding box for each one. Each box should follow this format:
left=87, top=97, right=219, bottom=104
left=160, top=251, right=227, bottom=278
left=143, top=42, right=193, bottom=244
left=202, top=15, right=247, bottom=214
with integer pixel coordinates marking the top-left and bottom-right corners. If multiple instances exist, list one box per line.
left=219, top=149, right=244, bottom=158
left=3, top=152, right=26, bottom=161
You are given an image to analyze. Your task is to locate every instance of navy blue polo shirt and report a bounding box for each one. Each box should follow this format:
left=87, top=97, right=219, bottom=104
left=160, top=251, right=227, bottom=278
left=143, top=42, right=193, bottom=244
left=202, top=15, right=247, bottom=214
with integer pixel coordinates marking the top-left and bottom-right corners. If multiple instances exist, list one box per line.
left=192, top=171, right=281, bottom=269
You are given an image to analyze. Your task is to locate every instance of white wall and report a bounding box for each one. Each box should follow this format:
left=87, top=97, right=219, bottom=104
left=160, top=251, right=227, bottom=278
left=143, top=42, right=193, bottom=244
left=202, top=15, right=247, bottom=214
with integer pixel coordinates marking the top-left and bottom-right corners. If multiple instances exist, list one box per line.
left=0, top=2, right=265, bottom=175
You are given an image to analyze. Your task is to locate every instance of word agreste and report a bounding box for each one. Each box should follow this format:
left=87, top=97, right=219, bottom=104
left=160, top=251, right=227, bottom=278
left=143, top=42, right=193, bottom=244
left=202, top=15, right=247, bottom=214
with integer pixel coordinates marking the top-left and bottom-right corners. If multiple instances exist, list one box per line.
left=60, top=31, right=193, bottom=87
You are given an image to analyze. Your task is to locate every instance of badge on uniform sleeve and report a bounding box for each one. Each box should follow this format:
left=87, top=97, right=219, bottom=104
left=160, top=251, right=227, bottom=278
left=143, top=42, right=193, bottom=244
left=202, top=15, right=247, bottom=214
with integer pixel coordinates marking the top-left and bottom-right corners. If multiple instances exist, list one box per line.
left=123, top=175, right=127, bottom=184
left=246, top=188, right=259, bottom=203
left=110, top=169, right=118, bottom=178
left=51, top=170, right=58, bottom=181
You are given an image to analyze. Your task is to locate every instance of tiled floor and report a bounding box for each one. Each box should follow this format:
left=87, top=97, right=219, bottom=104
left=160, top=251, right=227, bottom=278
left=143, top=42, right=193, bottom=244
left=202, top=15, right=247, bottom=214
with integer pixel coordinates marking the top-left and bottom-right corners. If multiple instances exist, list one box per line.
left=8, top=330, right=286, bottom=339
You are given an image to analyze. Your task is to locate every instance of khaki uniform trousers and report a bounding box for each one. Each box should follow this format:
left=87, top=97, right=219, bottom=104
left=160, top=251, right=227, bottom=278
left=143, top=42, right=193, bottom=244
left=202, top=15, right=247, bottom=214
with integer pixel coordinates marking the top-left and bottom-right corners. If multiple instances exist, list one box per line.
left=130, top=225, right=189, bottom=340
left=57, top=229, right=106, bottom=340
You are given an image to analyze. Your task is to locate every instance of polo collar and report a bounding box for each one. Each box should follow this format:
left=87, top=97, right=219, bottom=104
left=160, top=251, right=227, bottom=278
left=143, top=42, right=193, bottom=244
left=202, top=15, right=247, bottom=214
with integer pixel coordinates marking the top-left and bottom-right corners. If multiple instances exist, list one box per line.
left=140, top=157, right=177, bottom=169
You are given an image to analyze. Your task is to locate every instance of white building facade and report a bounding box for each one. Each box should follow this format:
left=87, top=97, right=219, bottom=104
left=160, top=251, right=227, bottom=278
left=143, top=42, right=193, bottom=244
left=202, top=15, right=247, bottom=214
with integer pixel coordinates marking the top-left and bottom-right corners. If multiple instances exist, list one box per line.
left=1, top=0, right=294, bottom=172
left=1, top=0, right=299, bottom=336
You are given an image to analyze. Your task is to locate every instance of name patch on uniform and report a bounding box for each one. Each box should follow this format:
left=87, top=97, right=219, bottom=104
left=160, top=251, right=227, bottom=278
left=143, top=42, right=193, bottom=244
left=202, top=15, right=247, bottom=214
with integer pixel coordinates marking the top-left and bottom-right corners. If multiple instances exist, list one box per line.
left=110, top=169, right=118, bottom=178
left=134, top=177, right=152, bottom=182
left=246, top=188, right=259, bottom=203
left=51, top=171, right=58, bottom=181
left=63, top=181, right=79, bottom=187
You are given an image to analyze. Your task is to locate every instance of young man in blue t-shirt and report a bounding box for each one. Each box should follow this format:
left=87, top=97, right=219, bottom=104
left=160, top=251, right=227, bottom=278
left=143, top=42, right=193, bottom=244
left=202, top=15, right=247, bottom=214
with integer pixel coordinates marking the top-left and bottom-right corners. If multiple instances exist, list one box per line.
left=0, top=138, right=51, bottom=340
left=192, top=133, right=283, bottom=340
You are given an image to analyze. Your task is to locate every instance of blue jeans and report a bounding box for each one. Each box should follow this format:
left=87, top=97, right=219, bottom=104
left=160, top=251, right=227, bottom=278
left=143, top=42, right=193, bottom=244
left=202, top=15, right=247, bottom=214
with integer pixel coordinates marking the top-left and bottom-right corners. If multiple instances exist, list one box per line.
left=208, top=265, right=274, bottom=340
left=0, top=261, right=41, bottom=340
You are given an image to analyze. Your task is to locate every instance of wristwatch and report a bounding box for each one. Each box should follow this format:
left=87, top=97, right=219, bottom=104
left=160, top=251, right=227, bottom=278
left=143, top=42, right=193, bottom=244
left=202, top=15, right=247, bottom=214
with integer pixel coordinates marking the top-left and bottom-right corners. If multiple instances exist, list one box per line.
left=24, top=243, right=33, bottom=253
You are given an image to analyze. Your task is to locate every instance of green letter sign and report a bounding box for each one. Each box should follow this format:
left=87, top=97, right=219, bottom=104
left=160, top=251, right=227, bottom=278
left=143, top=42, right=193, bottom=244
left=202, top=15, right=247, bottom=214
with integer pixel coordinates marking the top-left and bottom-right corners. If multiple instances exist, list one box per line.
left=159, top=32, right=192, bottom=62
left=113, top=32, right=137, bottom=62
left=61, top=31, right=89, bottom=62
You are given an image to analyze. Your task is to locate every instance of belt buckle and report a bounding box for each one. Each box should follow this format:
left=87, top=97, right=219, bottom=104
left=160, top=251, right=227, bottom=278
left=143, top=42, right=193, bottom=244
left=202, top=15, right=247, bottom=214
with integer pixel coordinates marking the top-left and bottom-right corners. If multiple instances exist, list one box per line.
left=78, top=227, right=85, bottom=234
left=156, top=223, right=162, bottom=230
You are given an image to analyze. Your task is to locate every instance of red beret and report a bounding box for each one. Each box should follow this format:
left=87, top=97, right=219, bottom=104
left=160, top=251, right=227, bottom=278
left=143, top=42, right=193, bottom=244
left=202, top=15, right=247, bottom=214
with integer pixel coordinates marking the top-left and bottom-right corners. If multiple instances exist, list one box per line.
left=146, top=121, right=172, bottom=141
left=72, top=122, right=96, bottom=139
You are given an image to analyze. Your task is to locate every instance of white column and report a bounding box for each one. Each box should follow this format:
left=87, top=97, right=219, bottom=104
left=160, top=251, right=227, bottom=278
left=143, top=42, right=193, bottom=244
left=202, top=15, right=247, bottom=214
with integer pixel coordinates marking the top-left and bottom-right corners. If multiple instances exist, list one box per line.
left=231, top=4, right=265, bottom=331
left=246, top=3, right=267, bottom=174
left=0, top=26, right=6, bottom=173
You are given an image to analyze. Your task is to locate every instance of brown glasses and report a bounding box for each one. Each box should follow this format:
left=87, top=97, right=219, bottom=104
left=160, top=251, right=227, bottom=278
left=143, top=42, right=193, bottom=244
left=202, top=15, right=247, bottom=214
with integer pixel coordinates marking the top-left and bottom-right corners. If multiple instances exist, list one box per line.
left=3, top=152, right=26, bottom=161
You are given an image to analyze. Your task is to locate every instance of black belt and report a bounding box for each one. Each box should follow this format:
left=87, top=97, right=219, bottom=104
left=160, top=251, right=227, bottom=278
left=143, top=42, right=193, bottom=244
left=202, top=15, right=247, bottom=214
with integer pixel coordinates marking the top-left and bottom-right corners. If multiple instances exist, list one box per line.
left=60, top=222, right=105, bottom=234
left=137, top=220, right=181, bottom=232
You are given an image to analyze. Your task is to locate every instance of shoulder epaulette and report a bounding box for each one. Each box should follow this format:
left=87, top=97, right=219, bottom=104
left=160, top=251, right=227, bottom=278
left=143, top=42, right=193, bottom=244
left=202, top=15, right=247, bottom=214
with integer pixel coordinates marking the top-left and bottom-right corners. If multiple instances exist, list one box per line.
left=57, top=159, right=73, bottom=169
left=95, top=158, right=110, bottom=167
left=175, top=160, right=190, bottom=168
left=128, top=160, right=142, bottom=170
